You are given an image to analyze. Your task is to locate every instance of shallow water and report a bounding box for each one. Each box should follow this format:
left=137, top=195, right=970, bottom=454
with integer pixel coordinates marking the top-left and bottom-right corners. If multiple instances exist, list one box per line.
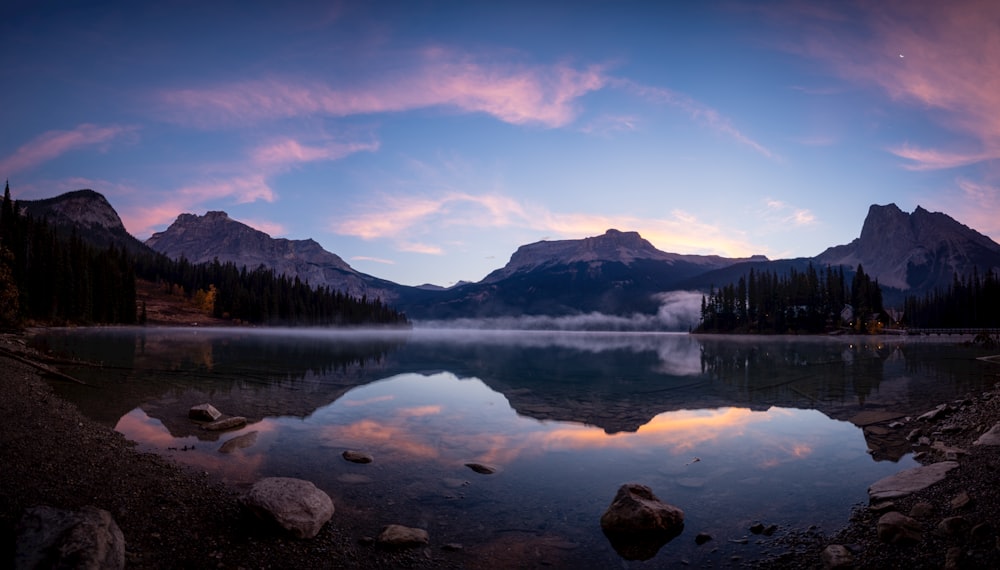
left=31, top=328, right=1000, bottom=566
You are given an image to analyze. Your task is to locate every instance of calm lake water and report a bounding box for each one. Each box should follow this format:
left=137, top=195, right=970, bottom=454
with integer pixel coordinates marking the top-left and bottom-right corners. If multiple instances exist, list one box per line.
left=29, top=328, right=1000, bottom=567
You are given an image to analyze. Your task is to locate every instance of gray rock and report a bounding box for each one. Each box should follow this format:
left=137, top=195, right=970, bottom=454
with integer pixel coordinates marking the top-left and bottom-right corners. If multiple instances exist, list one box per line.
left=945, top=546, right=962, bottom=570
left=16, top=506, right=125, bottom=570
left=189, top=403, right=222, bottom=421
left=377, top=524, right=429, bottom=547
left=950, top=491, right=972, bottom=510
left=909, top=502, right=935, bottom=518
left=877, top=512, right=922, bottom=544
left=244, top=477, right=334, bottom=539
left=202, top=416, right=247, bottom=431
left=821, top=544, right=854, bottom=569
left=600, top=483, right=684, bottom=534
left=917, top=403, right=950, bottom=422
left=936, top=516, right=970, bottom=537
left=218, top=431, right=258, bottom=453
left=342, top=450, right=373, bottom=464
left=974, top=422, right=1000, bottom=445
left=868, top=461, right=959, bottom=501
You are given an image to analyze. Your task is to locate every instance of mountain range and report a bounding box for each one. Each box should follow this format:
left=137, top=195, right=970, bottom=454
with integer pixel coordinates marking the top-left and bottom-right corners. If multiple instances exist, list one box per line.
left=18, top=190, right=1000, bottom=324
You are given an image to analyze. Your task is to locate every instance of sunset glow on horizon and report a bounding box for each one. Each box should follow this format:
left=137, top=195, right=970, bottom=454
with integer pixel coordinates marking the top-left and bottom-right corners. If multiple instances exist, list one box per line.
left=4, top=1, right=999, bottom=286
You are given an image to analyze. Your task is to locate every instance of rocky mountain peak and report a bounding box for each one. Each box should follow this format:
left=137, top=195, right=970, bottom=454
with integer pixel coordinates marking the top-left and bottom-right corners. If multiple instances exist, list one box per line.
left=20, top=189, right=126, bottom=233
left=815, top=204, right=1000, bottom=291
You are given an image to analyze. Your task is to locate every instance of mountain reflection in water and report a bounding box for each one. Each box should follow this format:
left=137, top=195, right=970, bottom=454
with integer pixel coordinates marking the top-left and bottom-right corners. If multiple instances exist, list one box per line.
left=31, top=328, right=1000, bottom=567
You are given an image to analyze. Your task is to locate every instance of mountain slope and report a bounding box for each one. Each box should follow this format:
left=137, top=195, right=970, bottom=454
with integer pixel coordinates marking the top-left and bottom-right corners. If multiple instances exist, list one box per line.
left=145, top=211, right=399, bottom=301
left=19, top=189, right=148, bottom=253
left=396, top=229, right=768, bottom=320
left=815, top=204, right=1000, bottom=292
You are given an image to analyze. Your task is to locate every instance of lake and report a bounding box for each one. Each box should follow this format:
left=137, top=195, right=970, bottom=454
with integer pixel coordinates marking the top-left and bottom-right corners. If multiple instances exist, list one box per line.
left=29, top=328, right=1000, bottom=567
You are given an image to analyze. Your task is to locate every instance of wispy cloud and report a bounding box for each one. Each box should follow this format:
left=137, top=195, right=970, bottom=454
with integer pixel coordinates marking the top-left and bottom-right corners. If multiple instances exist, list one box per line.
left=0, top=124, right=136, bottom=175
left=158, top=50, right=607, bottom=129
left=332, top=190, right=763, bottom=258
left=251, top=138, right=379, bottom=167
left=887, top=144, right=991, bottom=171
left=794, top=0, right=1000, bottom=170
left=351, top=255, right=395, bottom=265
left=762, top=198, right=816, bottom=227
left=922, top=178, right=1000, bottom=240
left=612, top=78, right=778, bottom=159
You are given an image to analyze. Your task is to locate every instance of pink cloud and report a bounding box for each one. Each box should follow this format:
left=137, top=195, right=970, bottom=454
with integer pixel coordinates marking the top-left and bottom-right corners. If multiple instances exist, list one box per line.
left=0, top=124, right=136, bottom=175
left=251, top=138, right=379, bottom=166
left=332, top=190, right=765, bottom=258
left=795, top=0, right=1000, bottom=169
left=158, top=52, right=607, bottom=128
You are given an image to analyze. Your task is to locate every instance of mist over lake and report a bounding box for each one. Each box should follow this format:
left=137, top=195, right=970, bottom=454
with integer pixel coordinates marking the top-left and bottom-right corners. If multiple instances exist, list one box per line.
left=30, top=328, right=999, bottom=566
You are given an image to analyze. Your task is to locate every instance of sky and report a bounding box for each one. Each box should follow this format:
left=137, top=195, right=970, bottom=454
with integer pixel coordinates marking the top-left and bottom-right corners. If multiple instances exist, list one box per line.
left=3, top=1, right=1000, bottom=287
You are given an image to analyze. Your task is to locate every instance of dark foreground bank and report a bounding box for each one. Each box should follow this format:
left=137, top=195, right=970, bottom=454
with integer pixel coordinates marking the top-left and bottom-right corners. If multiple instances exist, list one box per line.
left=4, top=332, right=1000, bottom=569
left=0, top=334, right=456, bottom=569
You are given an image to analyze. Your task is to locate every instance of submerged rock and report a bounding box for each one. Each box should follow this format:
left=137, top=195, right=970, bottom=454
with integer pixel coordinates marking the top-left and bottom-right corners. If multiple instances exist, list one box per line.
left=465, top=462, right=496, bottom=475
left=202, top=416, right=247, bottom=431
left=218, top=431, right=258, bottom=453
left=244, top=477, right=334, bottom=539
left=16, top=505, right=125, bottom=570
left=342, top=450, right=373, bottom=464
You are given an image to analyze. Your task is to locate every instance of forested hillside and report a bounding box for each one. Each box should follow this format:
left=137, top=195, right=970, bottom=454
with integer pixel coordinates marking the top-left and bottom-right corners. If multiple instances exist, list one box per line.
left=0, top=183, right=408, bottom=328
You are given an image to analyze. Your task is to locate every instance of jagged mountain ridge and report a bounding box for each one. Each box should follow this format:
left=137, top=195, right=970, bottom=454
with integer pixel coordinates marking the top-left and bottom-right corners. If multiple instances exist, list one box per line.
left=815, top=204, right=1000, bottom=292
left=21, top=189, right=1000, bottom=322
left=145, top=211, right=398, bottom=302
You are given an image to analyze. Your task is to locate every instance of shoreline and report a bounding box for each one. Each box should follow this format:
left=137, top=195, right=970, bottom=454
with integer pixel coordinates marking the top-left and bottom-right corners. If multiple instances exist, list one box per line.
left=0, top=333, right=451, bottom=569
left=4, top=331, right=1000, bottom=568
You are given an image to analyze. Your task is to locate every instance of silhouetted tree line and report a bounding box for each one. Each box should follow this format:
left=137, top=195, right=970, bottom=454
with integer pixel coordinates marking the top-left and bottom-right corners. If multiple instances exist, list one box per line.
left=903, top=269, right=1000, bottom=328
left=133, top=253, right=408, bottom=326
left=696, top=263, right=884, bottom=333
left=0, top=183, right=136, bottom=326
left=0, top=182, right=409, bottom=328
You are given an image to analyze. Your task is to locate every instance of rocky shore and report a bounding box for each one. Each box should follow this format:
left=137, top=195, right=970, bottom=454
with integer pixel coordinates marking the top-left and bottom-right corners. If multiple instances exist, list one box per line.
left=758, top=376, right=1000, bottom=568
left=0, top=334, right=455, bottom=569
left=4, top=330, right=1000, bottom=568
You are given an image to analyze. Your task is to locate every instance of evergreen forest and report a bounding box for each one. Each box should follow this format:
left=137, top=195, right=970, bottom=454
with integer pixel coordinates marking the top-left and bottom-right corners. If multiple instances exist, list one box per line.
left=903, top=270, right=1000, bottom=329
left=0, top=184, right=408, bottom=329
left=696, top=263, right=885, bottom=334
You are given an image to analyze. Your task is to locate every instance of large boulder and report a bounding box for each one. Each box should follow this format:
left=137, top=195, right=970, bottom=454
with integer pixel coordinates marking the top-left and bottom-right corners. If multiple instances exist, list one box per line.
left=868, top=461, right=959, bottom=501
left=877, top=511, right=922, bottom=544
left=16, top=506, right=125, bottom=570
left=600, top=483, right=684, bottom=560
left=244, top=477, right=334, bottom=539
